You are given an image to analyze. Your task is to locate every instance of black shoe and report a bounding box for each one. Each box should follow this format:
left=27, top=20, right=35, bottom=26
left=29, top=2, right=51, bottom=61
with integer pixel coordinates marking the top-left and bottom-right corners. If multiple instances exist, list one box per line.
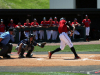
left=3, top=55, right=11, bottom=59
left=26, top=54, right=33, bottom=58
left=18, top=55, right=25, bottom=58
left=74, top=56, right=81, bottom=59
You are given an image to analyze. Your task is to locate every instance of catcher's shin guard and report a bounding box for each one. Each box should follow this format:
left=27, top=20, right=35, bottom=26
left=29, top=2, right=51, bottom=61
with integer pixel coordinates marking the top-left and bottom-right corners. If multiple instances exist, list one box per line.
left=19, top=49, right=25, bottom=58
left=26, top=46, right=34, bottom=57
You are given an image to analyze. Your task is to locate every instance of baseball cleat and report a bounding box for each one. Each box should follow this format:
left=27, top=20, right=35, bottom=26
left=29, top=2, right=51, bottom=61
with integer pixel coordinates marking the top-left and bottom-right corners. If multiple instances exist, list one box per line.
left=75, top=56, right=81, bottom=59
left=18, top=55, right=25, bottom=58
left=48, top=51, right=52, bottom=59
left=3, top=55, right=11, bottom=59
left=26, top=54, right=33, bottom=58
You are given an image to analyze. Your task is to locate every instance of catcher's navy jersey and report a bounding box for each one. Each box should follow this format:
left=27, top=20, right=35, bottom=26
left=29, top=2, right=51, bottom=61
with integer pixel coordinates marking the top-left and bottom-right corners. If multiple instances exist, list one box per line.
left=18, top=39, right=37, bottom=46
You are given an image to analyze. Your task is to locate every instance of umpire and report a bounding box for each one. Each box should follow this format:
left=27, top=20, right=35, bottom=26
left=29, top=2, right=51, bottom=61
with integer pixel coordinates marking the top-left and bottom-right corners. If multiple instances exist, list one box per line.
left=0, top=28, right=14, bottom=59
left=16, top=34, right=46, bottom=58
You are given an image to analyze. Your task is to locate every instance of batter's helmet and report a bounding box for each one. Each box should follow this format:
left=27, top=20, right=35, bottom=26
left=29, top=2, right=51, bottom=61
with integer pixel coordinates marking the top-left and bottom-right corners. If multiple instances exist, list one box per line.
left=60, top=17, right=66, bottom=21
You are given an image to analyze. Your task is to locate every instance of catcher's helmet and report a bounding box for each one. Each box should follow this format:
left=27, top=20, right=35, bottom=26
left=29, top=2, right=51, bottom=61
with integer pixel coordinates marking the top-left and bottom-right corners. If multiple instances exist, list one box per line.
left=29, top=34, right=35, bottom=38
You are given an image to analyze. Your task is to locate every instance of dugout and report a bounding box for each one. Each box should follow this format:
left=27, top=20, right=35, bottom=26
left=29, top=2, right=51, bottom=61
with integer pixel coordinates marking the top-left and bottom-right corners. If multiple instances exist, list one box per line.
left=0, top=9, right=100, bottom=42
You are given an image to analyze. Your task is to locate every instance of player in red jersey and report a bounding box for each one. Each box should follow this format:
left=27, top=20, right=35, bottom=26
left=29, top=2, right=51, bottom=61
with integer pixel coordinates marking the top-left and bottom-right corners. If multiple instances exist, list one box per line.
left=48, top=17, right=80, bottom=59
left=39, top=17, right=48, bottom=40
left=47, top=17, right=54, bottom=40
left=8, top=19, right=16, bottom=28
left=0, top=19, right=6, bottom=35
left=15, top=22, right=24, bottom=41
left=72, top=18, right=81, bottom=39
left=82, top=15, right=91, bottom=41
left=52, top=17, right=59, bottom=40
left=31, top=18, right=39, bottom=40
left=24, top=19, right=31, bottom=38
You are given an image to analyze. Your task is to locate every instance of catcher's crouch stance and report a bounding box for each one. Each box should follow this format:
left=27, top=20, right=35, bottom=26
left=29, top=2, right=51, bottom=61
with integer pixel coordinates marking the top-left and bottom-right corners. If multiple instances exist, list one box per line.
left=16, top=34, right=46, bottom=58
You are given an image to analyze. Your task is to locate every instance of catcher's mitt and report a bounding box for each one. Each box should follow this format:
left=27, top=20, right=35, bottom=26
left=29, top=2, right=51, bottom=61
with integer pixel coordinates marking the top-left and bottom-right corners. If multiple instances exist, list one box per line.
left=38, top=42, right=46, bottom=48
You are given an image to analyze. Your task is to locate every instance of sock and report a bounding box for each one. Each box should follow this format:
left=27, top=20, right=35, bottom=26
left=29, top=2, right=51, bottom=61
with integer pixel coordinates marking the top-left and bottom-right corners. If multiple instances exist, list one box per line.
left=51, top=47, right=61, bottom=54
left=70, top=47, right=78, bottom=57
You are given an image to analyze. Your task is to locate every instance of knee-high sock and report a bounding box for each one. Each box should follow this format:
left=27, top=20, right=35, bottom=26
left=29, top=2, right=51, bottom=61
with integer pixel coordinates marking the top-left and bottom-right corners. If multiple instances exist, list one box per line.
left=70, top=47, right=78, bottom=57
left=51, top=47, right=61, bottom=54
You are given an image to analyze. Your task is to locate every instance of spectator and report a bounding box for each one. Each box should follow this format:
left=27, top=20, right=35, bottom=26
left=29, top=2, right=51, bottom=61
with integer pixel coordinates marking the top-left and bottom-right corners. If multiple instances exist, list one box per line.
left=0, top=19, right=6, bottom=35
left=39, top=17, right=48, bottom=40
left=82, top=15, right=91, bottom=41
left=72, top=18, right=81, bottom=39
left=31, top=18, right=39, bottom=40
left=15, top=22, right=24, bottom=41
left=52, top=17, right=59, bottom=40
left=47, top=17, right=54, bottom=40
left=8, top=19, right=16, bottom=29
left=24, top=19, right=31, bottom=38
left=0, top=28, right=14, bottom=59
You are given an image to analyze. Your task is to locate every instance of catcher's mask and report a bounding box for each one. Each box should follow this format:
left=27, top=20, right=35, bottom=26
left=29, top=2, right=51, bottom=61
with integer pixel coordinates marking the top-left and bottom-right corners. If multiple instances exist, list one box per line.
left=29, top=34, right=36, bottom=40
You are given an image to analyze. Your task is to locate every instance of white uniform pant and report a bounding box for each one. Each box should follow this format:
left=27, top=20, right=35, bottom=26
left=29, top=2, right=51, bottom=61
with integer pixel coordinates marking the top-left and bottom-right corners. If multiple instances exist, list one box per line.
left=25, top=32, right=30, bottom=38
left=59, top=32, right=73, bottom=50
left=0, top=32, right=4, bottom=35
left=46, top=30, right=51, bottom=40
left=39, top=30, right=44, bottom=40
left=86, top=27, right=90, bottom=36
left=52, top=30, right=58, bottom=40
left=73, top=30, right=80, bottom=39
left=33, top=31, right=38, bottom=40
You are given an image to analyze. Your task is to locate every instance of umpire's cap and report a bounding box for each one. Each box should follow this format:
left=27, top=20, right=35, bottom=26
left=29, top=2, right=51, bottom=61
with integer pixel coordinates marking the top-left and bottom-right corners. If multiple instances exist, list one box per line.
left=29, top=34, right=35, bottom=38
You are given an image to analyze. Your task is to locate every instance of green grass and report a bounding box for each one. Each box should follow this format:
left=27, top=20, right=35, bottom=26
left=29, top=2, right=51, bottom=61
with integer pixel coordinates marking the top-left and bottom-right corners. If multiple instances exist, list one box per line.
left=13, top=44, right=100, bottom=52
left=0, top=72, right=88, bottom=75
left=0, top=0, right=49, bottom=9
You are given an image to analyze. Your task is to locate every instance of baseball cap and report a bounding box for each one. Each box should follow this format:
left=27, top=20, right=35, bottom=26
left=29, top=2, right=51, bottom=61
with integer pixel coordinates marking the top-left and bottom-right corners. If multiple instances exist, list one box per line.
left=74, top=18, right=77, bottom=20
left=1, top=19, right=3, bottom=22
left=85, top=15, right=88, bottom=17
left=49, top=17, right=53, bottom=21
left=10, top=19, right=13, bottom=21
left=43, top=17, right=46, bottom=20
left=54, top=17, right=57, bottom=19
left=34, top=18, right=37, bottom=20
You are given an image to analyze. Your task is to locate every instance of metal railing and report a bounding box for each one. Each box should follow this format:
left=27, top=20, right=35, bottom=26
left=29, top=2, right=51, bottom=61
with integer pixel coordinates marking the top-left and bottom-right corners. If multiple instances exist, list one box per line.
left=15, top=26, right=86, bottom=43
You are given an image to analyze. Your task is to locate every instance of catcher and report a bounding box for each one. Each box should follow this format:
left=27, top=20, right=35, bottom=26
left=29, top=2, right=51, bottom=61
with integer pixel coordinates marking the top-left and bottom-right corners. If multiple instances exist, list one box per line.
left=15, top=34, right=46, bottom=58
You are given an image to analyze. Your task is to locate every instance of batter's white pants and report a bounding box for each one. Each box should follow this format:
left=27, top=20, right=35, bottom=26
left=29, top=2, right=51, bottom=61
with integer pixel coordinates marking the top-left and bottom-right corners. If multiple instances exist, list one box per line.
left=0, top=32, right=4, bottom=35
left=59, top=32, right=73, bottom=50
left=86, top=27, right=90, bottom=36
left=33, top=31, right=38, bottom=40
left=73, top=30, right=80, bottom=39
left=46, top=30, right=51, bottom=40
left=39, top=30, right=44, bottom=40
left=52, top=30, right=58, bottom=40
left=25, top=32, right=30, bottom=38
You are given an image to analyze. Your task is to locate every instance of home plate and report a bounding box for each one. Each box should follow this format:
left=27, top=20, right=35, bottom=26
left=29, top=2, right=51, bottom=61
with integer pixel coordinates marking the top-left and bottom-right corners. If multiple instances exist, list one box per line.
left=37, top=58, right=44, bottom=60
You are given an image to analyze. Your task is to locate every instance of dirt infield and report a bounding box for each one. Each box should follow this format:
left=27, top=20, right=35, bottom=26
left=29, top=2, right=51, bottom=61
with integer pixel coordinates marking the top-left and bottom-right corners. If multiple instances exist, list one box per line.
left=0, top=54, right=100, bottom=66
left=0, top=41, right=100, bottom=67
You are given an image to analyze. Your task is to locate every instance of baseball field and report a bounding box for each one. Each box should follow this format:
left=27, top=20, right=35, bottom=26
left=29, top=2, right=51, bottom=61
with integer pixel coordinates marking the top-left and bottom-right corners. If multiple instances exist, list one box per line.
left=0, top=41, right=100, bottom=75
